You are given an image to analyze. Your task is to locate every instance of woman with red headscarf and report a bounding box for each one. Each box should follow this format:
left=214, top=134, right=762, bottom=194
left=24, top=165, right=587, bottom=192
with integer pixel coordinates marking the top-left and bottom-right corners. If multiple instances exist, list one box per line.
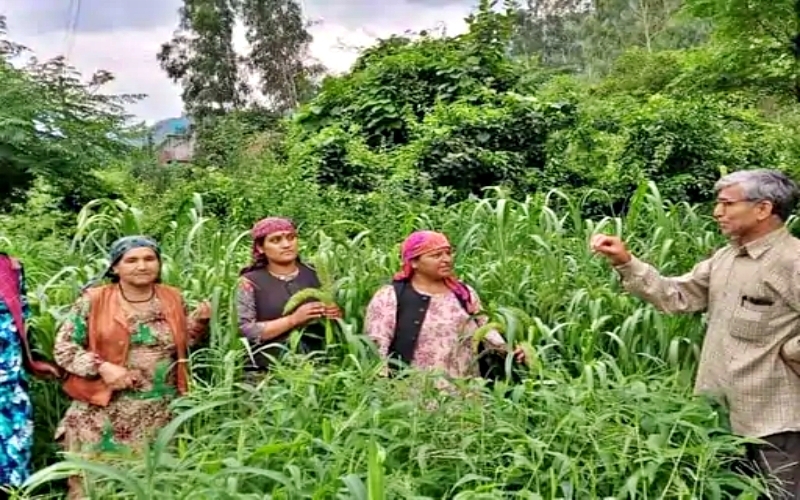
left=364, top=230, right=524, bottom=382
left=236, top=217, right=342, bottom=378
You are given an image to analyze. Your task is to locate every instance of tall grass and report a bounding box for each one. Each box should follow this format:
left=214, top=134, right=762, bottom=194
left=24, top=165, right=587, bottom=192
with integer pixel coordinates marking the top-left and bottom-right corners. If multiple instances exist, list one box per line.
left=3, top=183, right=775, bottom=498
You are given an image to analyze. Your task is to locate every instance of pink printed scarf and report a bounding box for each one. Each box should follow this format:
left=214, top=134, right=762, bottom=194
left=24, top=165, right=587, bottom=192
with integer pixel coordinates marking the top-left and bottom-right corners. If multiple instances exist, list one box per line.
left=0, top=254, right=61, bottom=378
left=393, top=231, right=476, bottom=313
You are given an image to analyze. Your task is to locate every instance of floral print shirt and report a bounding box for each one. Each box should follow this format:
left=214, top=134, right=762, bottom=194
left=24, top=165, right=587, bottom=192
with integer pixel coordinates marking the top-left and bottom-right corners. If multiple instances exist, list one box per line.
left=364, top=284, right=505, bottom=379
left=0, top=263, right=33, bottom=487
left=0, top=265, right=29, bottom=386
left=53, top=293, right=206, bottom=456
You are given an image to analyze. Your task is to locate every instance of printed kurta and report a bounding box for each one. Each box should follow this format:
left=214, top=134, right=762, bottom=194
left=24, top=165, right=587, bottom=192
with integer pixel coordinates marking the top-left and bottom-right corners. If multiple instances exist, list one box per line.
left=53, top=294, right=204, bottom=456
left=615, top=227, right=800, bottom=438
left=364, top=284, right=505, bottom=379
left=0, top=267, right=32, bottom=486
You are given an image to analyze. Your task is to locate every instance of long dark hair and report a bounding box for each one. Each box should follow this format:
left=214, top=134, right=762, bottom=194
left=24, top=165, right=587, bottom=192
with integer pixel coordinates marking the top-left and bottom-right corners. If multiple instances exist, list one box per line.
left=239, top=255, right=269, bottom=276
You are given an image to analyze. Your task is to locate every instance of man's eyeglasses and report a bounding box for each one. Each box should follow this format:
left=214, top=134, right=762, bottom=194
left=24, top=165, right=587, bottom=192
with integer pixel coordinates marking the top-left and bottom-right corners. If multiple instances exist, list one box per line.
left=714, top=198, right=760, bottom=209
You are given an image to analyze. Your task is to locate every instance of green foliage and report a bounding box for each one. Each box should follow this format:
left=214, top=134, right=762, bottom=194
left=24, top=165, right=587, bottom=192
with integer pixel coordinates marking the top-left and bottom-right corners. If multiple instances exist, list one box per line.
left=681, top=0, right=799, bottom=100
left=511, top=0, right=711, bottom=77
left=294, top=3, right=520, bottom=150
left=286, top=3, right=579, bottom=201
left=159, top=0, right=322, bottom=119
left=279, top=0, right=800, bottom=212
left=0, top=17, right=141, bottom=213
left=595, top=48, right=687, bottom=97
left=6, top=185, right=775, bottom=497
left=27, top=366, right=762, bottom=498
left=411, top=94, right=576, bottom=197
left=618, top=97, right=741, bottom=203
left=10, top=0, right=800, bottom=495
left=239, top=0, right=323, bottom=111
left=297, top=38, right=480, bottom=148
left=541, top=89, right=800, bottom=215
left=158, top=0, right=247, bottom=120
left=192, top=107, right=284, bottom=167
left=297, top=125, right=389, bottom=193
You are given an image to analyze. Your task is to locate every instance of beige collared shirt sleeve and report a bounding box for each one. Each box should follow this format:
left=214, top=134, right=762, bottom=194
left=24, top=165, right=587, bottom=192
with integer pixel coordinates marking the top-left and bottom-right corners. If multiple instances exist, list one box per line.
left=613, top=254, right=714, bottom=314
left=778, top=264, right=800, bottom=364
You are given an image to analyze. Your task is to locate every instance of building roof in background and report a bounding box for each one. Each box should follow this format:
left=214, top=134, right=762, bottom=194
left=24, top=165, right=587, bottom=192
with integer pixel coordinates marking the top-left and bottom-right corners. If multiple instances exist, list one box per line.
left=150, top=116, right=193, bottom=145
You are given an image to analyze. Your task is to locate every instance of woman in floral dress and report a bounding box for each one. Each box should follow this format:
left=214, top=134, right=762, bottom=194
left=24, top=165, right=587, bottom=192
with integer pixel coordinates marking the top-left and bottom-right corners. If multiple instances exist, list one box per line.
left=364, top=230, right=525, bottom=384
left=0, top=253, right=60, bottom=497
left=53, top=236, right=210, bottom=499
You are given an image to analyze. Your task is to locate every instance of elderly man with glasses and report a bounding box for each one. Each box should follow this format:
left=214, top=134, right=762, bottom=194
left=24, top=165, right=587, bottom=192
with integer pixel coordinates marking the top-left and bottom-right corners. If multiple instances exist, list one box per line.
left=591, top=169, right=800, bottom=498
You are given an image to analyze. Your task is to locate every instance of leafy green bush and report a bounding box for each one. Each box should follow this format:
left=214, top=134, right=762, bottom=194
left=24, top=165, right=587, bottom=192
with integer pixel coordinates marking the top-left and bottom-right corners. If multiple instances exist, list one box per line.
left=411, top=94, right=576, bottom=198
left=0, top=25, right=141, bottom=212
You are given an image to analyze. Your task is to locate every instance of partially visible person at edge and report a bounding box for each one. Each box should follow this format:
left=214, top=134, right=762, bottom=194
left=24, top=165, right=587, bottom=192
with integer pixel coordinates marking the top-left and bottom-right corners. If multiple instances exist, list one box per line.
left=591, top=169, right=800, bottom=499
left=0, top=254, right=60, bottom=498
left=52, top=236, right=211, bottom=500
left=364, top=230, right=525, bottom=390
left=236, top=217, right=342, bottom=381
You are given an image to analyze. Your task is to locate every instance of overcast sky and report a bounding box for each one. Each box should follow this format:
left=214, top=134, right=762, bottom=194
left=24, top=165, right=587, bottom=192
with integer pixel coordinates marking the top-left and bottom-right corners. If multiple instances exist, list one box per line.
left=1, top=0, right=474, bottom=124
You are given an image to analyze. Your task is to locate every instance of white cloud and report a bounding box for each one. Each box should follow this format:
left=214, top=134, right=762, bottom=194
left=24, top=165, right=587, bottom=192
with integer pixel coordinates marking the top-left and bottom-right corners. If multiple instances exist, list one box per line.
left=5, top=2, right=473, bottom=124
left=307, top=4, right=471, bottom=74
left=9, top=26, right=184, bottom=124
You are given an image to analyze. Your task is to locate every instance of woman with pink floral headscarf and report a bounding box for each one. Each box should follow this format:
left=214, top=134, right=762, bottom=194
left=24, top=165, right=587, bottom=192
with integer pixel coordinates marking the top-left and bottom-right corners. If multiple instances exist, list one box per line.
left=364, top=230, right=524, bottom=381
left=236, top=217, right=342, bottom=377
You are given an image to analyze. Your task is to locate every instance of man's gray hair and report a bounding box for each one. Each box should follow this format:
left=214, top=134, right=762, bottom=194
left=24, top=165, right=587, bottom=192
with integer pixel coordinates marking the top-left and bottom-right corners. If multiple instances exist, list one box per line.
left=714, top=169, right=799, bottom=221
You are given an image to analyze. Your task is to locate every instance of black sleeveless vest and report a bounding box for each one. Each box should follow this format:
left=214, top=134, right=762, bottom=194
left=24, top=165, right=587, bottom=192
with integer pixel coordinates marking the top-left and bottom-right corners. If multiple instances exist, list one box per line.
left=242, top=263, right=325, bottom=370
left=387, top=280, right=469, bottom=365
left=386, top=279, right=518, bottom=382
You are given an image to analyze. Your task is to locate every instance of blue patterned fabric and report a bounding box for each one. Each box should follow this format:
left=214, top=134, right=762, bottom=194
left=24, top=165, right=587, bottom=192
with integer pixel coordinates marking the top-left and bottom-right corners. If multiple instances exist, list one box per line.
left=0, top=265, right=33, bottom=487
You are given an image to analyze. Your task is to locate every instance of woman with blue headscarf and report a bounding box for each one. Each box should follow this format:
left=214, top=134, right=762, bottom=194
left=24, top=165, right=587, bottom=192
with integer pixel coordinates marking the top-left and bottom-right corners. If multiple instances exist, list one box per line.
left=52, top=236, right=211, bottom=499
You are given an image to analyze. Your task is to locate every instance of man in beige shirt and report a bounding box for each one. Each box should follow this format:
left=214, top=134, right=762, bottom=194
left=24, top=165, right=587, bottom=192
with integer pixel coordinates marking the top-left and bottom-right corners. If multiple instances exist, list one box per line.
left=591, top=169, right=800, bottom=498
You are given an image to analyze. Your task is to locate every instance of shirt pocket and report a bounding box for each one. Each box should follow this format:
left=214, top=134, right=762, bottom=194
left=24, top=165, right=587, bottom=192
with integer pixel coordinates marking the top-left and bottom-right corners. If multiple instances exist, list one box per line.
left=729, top=294, right=778, bottom=344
